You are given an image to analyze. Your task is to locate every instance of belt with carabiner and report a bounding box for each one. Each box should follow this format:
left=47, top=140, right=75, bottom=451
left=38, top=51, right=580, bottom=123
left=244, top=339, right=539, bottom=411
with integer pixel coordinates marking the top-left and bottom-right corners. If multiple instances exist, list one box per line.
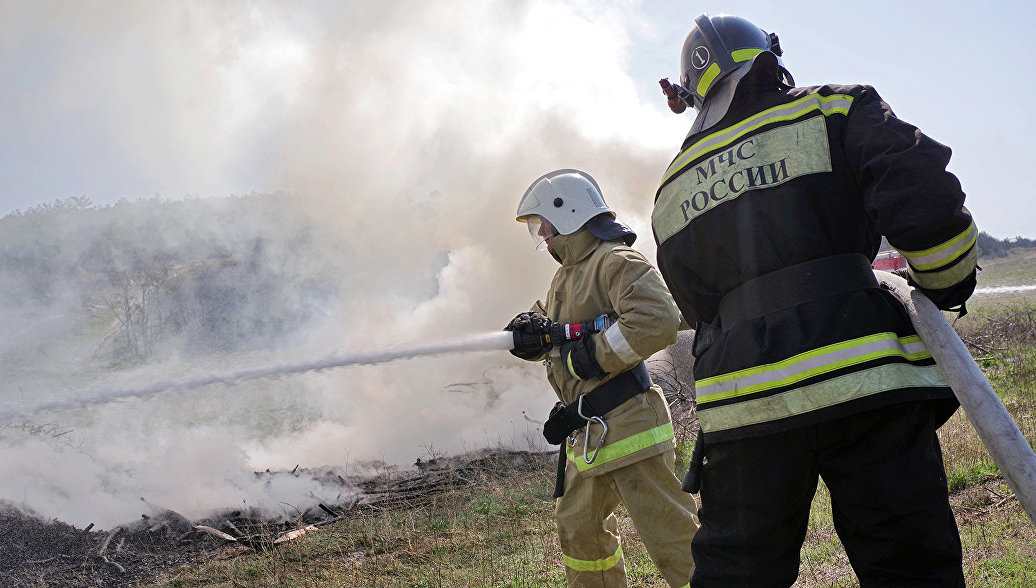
left=543, top=362, right=652, bottom=498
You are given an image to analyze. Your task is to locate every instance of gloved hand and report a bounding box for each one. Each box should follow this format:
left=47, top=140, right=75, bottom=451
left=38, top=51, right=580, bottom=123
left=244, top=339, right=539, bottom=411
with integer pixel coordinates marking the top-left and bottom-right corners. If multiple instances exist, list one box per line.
left=910, top=267, right=978, bottom=317
left=505, top=312, right=552, bottom=360
left=560, top=336, right=607, bottom=381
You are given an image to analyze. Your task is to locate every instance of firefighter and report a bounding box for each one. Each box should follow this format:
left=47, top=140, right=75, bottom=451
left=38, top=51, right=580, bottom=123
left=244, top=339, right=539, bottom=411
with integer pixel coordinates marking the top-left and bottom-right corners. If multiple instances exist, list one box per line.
left=652, top=14, right=977, bottom=587
left=506, top=169, right=698, bottom=587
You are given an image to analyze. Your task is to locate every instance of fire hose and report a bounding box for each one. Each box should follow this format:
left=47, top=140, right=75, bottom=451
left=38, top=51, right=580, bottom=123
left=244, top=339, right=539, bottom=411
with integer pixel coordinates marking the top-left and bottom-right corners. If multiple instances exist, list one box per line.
left=876, top=270, right=1036, bottom=524
left=0, top=316, right=613, bottom=422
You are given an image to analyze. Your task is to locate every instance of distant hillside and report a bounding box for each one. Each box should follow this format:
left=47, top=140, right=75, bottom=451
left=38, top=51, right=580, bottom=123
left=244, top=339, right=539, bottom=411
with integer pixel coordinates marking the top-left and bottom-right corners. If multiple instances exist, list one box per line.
left=976, top=232, right=1035, bottom=259
left=880, top=232, right=1032, bottom=259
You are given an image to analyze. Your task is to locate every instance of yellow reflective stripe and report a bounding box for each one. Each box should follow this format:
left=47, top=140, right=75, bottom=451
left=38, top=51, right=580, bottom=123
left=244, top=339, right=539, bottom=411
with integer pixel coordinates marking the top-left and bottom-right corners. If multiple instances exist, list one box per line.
left=699, top=362, right=947, bottom=433
left=566, top=353, right=585, bottom=381
left=897, top=220, right=978, bottom=271
left=695, top=49, right=762, bottom=99
left=731, top=48, right=763, bottom=62
left=696, top=333, right=931, bottom=404
left=696, top=62, right=722, bottom=97
left=909, top=246, right=978, bottom=290
left=567, top=422, right=675, bottom=472
left=661, top=93, right=853, bottom=184
left=563, top=544, right=623, bottom=572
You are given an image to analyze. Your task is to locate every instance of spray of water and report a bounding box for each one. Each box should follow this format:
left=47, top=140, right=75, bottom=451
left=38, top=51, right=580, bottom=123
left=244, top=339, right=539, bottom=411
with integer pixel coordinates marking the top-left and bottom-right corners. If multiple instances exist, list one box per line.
left=0, top=331, right=515, bottom=423
left=974, top=284, right=1036, bottom=294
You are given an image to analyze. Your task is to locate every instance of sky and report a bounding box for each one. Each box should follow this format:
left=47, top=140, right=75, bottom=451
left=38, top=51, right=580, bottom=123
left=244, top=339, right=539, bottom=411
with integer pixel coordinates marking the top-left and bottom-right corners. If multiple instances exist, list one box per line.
left=0, top=0, right=1033, bottom=527
left=1, top=0, right=1033, bottom=238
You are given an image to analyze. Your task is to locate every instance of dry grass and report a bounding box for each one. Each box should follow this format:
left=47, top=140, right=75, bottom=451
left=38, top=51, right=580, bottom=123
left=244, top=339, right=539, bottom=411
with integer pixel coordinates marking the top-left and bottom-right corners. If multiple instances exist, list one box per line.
left=148, top=467, right=569, bottom=587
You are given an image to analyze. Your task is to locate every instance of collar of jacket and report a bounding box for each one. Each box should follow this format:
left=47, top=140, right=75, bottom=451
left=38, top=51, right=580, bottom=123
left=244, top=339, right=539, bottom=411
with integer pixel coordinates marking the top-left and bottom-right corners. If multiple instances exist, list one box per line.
left=551, top=228, right=601, bottom=266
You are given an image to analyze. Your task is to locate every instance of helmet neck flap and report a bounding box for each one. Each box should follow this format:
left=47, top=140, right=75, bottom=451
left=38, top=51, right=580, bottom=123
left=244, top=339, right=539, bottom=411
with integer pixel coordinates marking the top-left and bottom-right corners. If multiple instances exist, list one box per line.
left=585, top=214, right=636, bottom=246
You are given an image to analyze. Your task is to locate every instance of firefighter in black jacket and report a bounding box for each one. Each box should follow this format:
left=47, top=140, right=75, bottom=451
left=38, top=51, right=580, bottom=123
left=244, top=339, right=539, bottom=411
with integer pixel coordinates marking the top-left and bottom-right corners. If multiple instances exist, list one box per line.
left=653, top=14, right=977, bottom=587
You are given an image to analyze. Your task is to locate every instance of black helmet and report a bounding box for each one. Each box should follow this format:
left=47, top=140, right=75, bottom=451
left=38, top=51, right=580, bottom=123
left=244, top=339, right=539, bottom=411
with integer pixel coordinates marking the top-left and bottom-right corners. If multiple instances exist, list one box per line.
left=680, top=14, right=791, bottom=111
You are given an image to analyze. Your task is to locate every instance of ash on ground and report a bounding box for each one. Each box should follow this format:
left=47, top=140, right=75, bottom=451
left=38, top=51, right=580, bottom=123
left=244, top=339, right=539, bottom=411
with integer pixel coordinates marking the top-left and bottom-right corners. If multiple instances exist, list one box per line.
left=0, top=448, right=554, bottom=587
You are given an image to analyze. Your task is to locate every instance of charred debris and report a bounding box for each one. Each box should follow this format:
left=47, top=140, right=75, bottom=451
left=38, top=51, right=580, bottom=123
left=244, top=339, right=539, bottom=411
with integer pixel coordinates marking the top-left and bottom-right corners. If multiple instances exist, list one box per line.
left=0, top=448, right=553, bottom=587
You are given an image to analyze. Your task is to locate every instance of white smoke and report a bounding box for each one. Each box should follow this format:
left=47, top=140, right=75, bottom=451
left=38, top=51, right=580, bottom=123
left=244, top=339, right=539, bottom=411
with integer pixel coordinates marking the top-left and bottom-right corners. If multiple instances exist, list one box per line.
left=0, top=0, right=688, bottom=527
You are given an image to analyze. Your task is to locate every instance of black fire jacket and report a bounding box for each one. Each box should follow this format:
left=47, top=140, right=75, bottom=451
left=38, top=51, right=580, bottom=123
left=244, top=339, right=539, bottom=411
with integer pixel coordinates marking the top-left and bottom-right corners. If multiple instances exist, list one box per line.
left=653, top=68, right=976, bottom=442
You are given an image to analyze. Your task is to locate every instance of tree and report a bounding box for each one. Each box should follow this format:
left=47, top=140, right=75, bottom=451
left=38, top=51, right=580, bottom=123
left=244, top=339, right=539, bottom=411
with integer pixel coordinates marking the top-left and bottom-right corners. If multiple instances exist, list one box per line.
left=77, top=231, right=177, bottom=360
left=101, top=254, right=173, bottom=358
left=976, top=231, right=1007, bottom=259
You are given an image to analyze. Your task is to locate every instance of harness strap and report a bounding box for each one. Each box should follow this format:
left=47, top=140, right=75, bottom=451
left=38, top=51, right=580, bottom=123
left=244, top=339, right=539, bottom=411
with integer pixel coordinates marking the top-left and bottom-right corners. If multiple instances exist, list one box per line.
left=716, top=253, right=879, bottom=330
left=681, top=428, right=705, bottom=494
left=542, top=362, right=652, bottom=445
left=553, top=446, right=568, bottom=499
left=694, top=253, right=879, bottom=359
left=545, top=362, right=652, bottom=499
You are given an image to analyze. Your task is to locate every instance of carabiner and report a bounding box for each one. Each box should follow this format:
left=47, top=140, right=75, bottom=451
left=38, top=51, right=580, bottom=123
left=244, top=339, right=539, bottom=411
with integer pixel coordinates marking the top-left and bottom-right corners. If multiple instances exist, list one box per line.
left=576, top=394, right=608, bottom=464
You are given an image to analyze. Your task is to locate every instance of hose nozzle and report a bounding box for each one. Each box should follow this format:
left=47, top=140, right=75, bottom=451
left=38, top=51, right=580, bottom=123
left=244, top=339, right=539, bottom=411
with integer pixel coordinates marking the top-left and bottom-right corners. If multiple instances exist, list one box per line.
left=545, top=315, right=615, bottom=345
left=659, top=78, right=691, bottom=114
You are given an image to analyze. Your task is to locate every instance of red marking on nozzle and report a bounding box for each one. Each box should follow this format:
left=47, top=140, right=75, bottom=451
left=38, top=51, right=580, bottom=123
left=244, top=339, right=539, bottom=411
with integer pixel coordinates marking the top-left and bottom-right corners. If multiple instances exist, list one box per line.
left=659, top=78, right=687, bottom=114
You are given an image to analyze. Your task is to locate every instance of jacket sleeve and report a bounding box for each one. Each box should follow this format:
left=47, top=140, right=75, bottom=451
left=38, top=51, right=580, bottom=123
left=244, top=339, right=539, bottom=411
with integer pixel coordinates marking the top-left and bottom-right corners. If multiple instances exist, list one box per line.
left=592, top=247, right=681, bottom=374
left=844, top=86, right=978, bottom=311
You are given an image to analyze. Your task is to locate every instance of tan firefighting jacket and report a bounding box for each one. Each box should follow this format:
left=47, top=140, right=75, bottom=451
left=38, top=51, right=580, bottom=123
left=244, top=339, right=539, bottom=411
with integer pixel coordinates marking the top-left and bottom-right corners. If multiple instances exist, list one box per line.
left=530, top=227, right=682, bottom=477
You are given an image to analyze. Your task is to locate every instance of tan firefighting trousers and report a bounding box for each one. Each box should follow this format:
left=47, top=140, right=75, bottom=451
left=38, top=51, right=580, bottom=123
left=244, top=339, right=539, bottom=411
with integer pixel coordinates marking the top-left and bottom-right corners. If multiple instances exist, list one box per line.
left=556, top=449, right=697, bottom=587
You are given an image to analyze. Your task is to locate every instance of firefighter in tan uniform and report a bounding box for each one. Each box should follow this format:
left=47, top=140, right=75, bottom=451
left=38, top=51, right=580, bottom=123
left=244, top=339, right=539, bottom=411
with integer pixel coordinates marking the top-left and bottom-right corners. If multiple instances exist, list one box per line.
left=506, top=169, right=698, bottom=588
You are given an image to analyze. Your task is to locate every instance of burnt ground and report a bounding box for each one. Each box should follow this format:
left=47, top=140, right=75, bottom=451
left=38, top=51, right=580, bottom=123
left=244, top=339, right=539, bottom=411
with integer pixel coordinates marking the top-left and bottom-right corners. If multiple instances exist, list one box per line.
left=0, top=448, right=555, bottom=588
left=0, top=507, right=222, bottom=587
left=0, top=356, right=694, bottom=588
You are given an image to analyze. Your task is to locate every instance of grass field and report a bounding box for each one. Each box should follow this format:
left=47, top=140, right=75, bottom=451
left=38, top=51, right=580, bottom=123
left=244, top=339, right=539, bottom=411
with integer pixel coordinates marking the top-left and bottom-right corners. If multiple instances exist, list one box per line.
left=143, top=251, right=1036, bottom=588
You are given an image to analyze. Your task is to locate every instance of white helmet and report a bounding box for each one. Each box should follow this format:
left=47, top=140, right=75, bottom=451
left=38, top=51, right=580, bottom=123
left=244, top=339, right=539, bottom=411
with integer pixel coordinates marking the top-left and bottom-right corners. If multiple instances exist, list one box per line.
left=517, top=169, right=612, bottom=250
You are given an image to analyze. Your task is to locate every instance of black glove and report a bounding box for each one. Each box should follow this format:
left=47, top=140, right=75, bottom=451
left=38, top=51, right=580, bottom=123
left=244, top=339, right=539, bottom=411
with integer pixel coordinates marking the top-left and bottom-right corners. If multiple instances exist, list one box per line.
left=910, top=267, right=978, bottom=317
left=560, top=336, right=607, bottom=380
left=505, top=312, right=552, bottom=360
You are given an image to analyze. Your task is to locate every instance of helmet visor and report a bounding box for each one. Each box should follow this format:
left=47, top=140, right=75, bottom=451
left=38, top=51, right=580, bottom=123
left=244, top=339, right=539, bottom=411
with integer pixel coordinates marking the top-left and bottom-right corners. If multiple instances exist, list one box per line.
left=526, top=215, right=558, bottom=251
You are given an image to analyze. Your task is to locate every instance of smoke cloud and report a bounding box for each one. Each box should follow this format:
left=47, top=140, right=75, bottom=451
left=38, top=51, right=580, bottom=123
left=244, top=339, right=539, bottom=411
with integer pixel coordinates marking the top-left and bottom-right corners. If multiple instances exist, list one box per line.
left=0, top=0, right=687, bottom=527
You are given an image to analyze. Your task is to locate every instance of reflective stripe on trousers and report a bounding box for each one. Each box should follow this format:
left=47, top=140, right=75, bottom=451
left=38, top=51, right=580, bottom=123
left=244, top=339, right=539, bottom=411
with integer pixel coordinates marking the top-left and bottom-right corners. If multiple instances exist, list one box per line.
left=564, top=545, right=623, bottom=573
left=557, top=450, right=698, bottom=587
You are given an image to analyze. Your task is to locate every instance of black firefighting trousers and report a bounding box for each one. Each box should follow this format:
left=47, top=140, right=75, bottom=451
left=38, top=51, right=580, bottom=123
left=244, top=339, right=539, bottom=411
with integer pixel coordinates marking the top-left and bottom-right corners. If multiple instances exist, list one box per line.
left=689, top=400, right=964, bottom=587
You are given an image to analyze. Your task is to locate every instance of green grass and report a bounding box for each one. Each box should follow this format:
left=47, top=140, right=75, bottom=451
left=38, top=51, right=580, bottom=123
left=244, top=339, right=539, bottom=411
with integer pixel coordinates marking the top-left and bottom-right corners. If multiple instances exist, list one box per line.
left=955, top=247, right=1036, bottom=324
left=976, top=248, right=1036, bottom=287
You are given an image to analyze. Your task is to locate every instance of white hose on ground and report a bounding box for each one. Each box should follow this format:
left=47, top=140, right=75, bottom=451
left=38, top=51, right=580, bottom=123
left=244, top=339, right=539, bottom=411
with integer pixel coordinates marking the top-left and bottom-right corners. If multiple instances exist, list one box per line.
left=876, top=270, right=1036, bottom=525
